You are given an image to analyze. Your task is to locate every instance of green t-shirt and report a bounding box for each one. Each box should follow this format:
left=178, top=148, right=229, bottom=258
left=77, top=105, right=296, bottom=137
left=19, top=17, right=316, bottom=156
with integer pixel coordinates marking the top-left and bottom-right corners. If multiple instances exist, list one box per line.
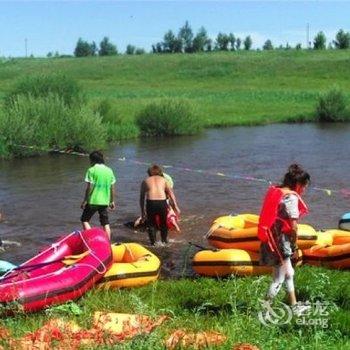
left=85, top=164, right=116, bottom=205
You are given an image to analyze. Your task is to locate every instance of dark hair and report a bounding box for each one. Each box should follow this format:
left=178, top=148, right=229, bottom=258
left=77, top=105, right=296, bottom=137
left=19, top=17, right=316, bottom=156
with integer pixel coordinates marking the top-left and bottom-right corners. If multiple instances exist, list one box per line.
left=147, top=164, right=163, bottom=176
left=89, top=150, right=105, bottom=165
left=281, top=163, right=310, bottom=190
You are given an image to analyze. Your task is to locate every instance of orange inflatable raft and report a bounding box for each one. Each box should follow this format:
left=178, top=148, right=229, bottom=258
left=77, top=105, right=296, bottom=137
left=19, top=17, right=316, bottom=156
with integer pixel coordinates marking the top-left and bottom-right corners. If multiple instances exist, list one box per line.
left=207, top=214, right=328, bottom=251
left=192, top=248, right=303, bottom=277
left=303, top=243, right=350, bottom=269
left=325, top=229, right=350, bottom=245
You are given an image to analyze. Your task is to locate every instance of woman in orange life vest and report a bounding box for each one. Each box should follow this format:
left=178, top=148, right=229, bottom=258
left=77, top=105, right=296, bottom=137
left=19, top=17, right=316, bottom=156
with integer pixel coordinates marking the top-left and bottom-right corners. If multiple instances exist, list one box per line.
left=258, top=164, right=310, bottom=314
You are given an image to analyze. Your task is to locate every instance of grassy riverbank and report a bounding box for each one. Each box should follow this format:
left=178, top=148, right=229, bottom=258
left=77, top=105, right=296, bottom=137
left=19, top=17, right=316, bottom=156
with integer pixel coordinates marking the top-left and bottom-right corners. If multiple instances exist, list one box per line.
left=1, top=50, right=350, bottom=157
left=1, top=50, right=350, bottom=126
left=1, top=266, right=349, bottom=349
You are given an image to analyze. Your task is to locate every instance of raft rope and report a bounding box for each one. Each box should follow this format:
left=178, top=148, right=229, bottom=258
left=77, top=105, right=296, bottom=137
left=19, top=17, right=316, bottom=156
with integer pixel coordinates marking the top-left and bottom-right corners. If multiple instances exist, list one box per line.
left=0, top=231, right=78, bottom=280
left=0, top=230, right=108, bottom=281
left=75, top=230, right=108, bottom=275
left=9, top=143, right=350, bottom=198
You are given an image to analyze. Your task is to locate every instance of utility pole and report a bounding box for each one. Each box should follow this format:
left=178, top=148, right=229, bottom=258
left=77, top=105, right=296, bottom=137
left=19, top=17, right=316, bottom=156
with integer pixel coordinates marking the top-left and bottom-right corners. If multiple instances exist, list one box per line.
left=306, top=23, right=310, bottom=49
left=25, top=38, right=28, bottom=57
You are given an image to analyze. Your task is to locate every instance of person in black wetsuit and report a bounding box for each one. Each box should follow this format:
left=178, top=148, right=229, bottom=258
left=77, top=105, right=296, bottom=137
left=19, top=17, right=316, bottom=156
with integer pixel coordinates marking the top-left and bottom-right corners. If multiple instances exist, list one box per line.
left=139, top=165, right=180, bottom=246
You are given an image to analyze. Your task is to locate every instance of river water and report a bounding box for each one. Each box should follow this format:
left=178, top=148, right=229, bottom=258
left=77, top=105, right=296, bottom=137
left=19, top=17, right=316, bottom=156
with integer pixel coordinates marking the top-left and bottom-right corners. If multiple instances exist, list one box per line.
left=1, top=124, right=350, bottom=277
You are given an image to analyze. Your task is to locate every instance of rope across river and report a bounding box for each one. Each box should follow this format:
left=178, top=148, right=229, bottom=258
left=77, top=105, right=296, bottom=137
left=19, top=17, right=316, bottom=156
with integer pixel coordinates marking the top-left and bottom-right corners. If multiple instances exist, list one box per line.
left=11, top=143, right=350, bottom=198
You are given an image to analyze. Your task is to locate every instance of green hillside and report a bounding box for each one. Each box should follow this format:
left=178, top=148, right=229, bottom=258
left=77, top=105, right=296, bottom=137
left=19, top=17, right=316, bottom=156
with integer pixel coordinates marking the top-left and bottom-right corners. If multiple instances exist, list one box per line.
left=1, top=50, right=350, bottom=127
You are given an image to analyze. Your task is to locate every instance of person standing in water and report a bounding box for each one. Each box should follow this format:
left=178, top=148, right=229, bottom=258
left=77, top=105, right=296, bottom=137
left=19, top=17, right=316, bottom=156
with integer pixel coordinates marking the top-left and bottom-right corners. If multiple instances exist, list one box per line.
left=140, top=165, right=180, bottom=246
left=81, top=151, right=116, bottom=239
left=258, top=164, right=310, bottom=315
left=0, top=211, right=3, bottom=246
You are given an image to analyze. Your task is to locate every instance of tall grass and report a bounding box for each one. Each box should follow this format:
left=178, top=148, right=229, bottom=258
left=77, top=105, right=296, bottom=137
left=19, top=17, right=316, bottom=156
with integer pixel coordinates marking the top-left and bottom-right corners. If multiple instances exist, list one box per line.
left=136, top=99, right=203, bottom=136
left=315, top=87, right=350, bottom=122
left=4, top=74, right=85, bottom=107
left=93, top=98, right=139, bottom=141
left=0, top=94, right=106, bottom=157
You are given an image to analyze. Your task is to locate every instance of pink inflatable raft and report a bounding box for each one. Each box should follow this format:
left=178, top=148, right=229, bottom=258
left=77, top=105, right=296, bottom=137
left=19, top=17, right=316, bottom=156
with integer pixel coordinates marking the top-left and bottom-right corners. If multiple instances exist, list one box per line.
left=0, top=228, right=112, bottom=313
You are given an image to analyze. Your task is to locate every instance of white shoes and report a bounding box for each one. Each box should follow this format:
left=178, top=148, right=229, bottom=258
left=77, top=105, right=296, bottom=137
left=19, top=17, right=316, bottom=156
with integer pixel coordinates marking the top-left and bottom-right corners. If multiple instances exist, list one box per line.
left=154, top=241, right=169, bottom=247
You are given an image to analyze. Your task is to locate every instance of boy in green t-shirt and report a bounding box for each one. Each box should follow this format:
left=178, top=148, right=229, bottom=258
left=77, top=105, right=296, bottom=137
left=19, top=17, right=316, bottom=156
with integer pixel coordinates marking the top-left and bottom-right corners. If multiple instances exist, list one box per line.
left=80, top=151, right=116, bottom=239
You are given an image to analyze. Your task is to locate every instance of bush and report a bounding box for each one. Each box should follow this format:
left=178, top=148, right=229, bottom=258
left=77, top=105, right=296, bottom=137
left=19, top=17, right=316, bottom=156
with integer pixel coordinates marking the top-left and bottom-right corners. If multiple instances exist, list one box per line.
left=136, top=99, right=202, bottom=136
left=4, top=74, right=85, bottom=108
left=316, top=88, right=349, bottom=122
left=105, top=122, right=139, bottom=141
left=93, top=98, right=119, bottom=124
left=0, top=94, right=106, bottom=156
left=93, top=98, right=139, bottom=141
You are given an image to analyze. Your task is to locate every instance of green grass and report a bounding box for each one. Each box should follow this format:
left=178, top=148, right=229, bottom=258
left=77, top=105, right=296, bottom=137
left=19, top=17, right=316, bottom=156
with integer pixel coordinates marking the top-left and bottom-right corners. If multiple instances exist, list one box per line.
left=1, top=266, right=349, bottom=349
left=1, top=50, right=350, bottom=128
left=1, top=50, right=350, bottom=157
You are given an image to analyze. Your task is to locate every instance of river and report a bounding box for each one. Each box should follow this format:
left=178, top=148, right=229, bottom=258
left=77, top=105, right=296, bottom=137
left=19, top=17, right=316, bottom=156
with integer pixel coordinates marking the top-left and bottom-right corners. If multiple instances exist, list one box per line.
left=1, top=124, right=350, bottom=277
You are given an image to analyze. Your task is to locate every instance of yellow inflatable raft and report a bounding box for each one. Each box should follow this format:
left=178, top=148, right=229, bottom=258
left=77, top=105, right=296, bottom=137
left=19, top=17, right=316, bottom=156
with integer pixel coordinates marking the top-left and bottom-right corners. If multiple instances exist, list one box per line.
left=192, top=249, right=303, bottom=277
left=208, top=226, right=260, bottom=251
left=303, top=243, right=350, bottom=269
left=99, top=243, right=161, bottom=289
left=325, top=229, right=350, bottom=245
left=297, top=226, right=333, bottom=250
left=207, top=214, right=330, bottom=251
left=213, top=214, right=259, bottom=229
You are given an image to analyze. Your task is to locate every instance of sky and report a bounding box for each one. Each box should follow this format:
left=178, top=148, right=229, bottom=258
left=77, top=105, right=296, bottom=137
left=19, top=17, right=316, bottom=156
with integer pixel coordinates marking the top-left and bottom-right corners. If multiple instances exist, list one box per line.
left=0, top=1, right=349, bottom=57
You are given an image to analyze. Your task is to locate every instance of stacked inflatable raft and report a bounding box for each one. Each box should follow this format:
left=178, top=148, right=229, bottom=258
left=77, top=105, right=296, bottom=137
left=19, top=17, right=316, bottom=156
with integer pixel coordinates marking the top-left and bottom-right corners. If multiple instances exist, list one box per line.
left=0, top=230, right=161, bottom=313
left=193, top=214, right=350, bottom=277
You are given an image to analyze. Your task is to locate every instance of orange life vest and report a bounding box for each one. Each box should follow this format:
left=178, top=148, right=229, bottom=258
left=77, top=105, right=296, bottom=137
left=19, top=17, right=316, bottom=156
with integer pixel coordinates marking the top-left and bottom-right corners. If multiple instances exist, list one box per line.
left=258, top=186, right=309, bottom=244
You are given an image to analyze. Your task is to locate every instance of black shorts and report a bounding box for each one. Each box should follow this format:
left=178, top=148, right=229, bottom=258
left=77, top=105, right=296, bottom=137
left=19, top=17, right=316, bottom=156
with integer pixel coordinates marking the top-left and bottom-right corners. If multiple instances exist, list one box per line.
left=81, top=204, right=109, bottom=226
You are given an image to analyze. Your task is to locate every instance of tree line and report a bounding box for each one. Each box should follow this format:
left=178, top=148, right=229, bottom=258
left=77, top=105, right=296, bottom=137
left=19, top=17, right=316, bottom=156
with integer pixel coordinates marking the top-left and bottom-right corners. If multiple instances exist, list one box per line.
left=49, top=24, right=350, bottom=58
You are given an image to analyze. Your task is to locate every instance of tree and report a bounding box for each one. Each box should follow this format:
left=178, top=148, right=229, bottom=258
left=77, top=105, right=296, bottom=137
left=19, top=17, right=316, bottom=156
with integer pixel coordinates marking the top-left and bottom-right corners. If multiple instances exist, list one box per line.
left=47, top=52, right=53, bottom=58
left=178, top=21, right=193, bottom=53
left=126, top=44, right=136, bottom=55
left=333, top=29, right=350, bottom=49
left=295, top=43, right=302, bottom=50
left=99, top=37, right=117, bottom=56
left=163, top=30, right=177, bottom=53
left=90, top=41, right=97, bottom=56
left=192, top=27, right=209, bottom=52
left=313, top=31, right=326, bottom=50
left=155, top=42, right=163, bottom=53
left=173, top=37, right=183, bottom=53
left=74, top=38, right=96, bottom=57
left=263, top=39, right=273, bottom=50
left=205, top=38, right=213, bottom=52
left=215, top=32, right=230, bottom=51
left=135, top=48, right=145, bottom=55
left=243, top=36, right=252, bottom=50
left=235, top=37, right=241, bottom=50
left=228, top=33, right=236, bottom=51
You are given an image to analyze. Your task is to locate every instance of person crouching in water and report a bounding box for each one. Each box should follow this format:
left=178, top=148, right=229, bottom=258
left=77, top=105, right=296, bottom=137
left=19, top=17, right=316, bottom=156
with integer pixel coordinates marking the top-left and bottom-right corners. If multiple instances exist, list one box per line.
left=140, top=165, right=180, bottom=246
left=258, top=164, right=310, bottom=315
left=81, top=151, right=116, bottom=239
